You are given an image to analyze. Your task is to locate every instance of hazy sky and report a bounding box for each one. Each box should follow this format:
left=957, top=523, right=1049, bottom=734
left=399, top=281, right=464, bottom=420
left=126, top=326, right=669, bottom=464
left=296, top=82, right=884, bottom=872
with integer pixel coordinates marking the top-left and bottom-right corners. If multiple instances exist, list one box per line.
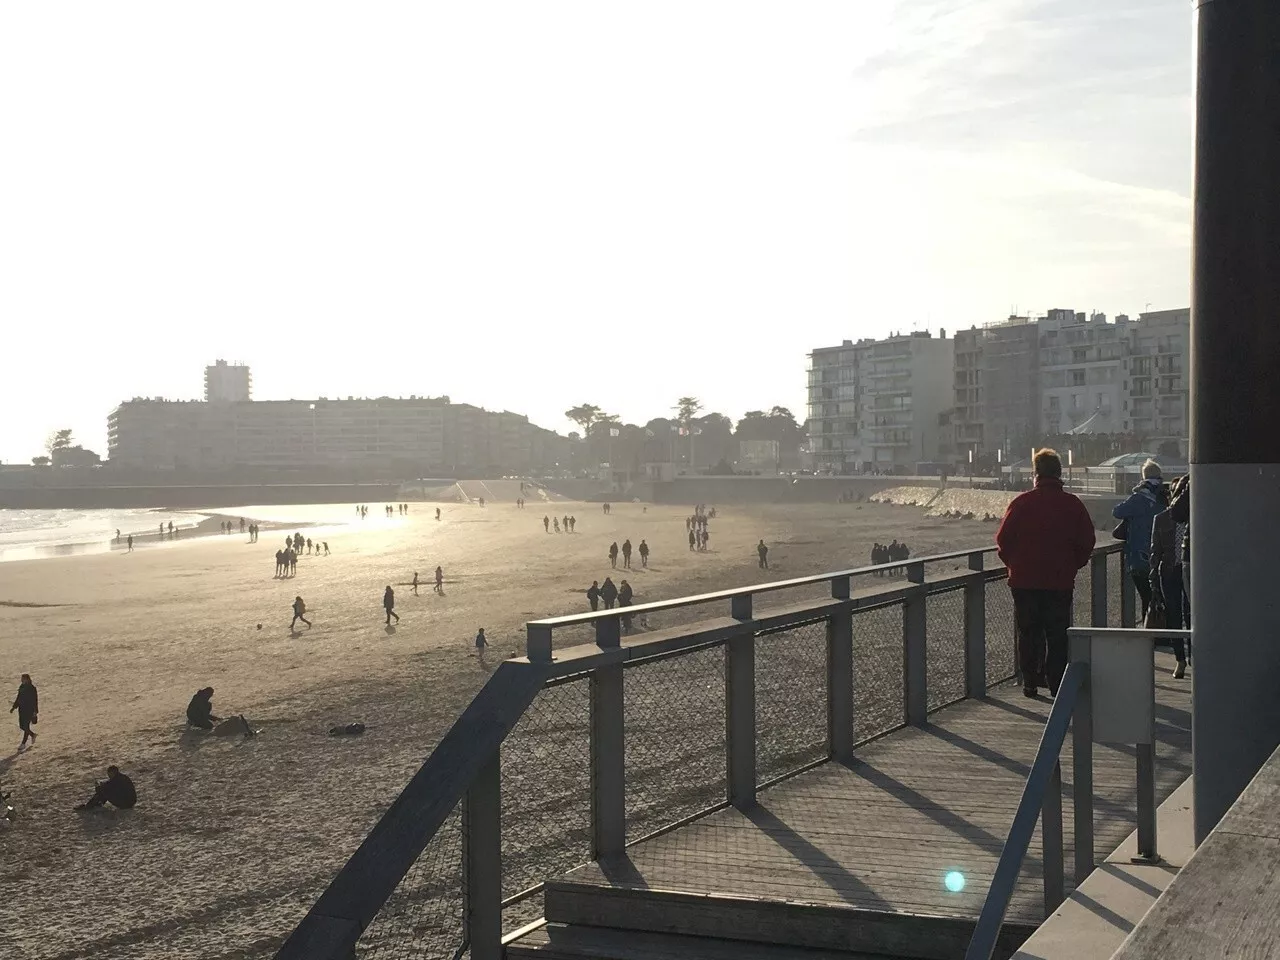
left=0, top=1, right=1192, bottom=463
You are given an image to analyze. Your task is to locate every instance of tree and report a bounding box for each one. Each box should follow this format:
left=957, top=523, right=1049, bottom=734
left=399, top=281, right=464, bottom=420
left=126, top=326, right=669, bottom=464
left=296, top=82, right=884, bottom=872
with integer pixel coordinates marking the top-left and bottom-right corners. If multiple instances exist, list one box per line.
left=46, top=429, right=73, bottom=456
left=31, top=456, right=51, bottom=466
left=674, top=397, right=703, bottom=425
left=563, top=404, right=601, bottom=435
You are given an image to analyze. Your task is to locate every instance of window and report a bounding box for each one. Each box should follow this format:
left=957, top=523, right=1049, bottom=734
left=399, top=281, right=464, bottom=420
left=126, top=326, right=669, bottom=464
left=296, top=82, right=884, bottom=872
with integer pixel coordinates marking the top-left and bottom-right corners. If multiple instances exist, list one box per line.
left=1072, top=348, right=1087, bottom=363
left=1070, top=370, right=1086, bottom=386
left=1071, top=393, right=1083, bottom=410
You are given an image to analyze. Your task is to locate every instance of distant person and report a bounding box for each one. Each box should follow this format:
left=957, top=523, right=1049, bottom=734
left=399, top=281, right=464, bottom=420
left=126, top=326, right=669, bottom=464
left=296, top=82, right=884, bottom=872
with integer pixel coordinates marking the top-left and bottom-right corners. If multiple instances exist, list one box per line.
left=168, top=521, right=174, bottom=536
left=274, top=550, right=285, bottom=578
left=638, top=539, right=650, bottom=567
left=74, top=766, right=136, bottom=811
left=701, top=529, right=711, bottom=551
left=689, top=529, right=697, bottom=551
left=186, top=687, right=222, bottom=730
left=621, top=539, right=632, bottom=568
left=563, top=515, right=571, bottom=533
left=600, top=576, right=618, bottom=609
left=436, top=507, right=441, bottom=521
left=474, top=627, right=488, bottom=658
left=544, top=515, right=551, bottom=533
left=757, top=540, right=769, bottom=569
left=289, top=548, right=298, bottom=576
left=618, top=579, right=634, bottom=632
left=305, top=537, right=313, bottom=555
left=553, top=517, right=561, bottom=533
left=871, top=544, right=883, bottom=574
left=240, top=518, right=245, bottom=533
left=996, top=448, right=1096, bottom=698
left=384, top=585, right=400, bottom=625
left=434, top=566, right=444, bottom=594
left=586, top=580, right=600, bottom=611
left=569, top=516, right=576, bottom=532
left=608, top=542, right=619, bottom=568
left=323, top=541, right=330, bottom=556
left=127, top=534, right=133, bottom=552
left=116, top=528, right=121, bottom=541
left=412, top=571, right=420, bottom=595
left=1112, top=459, right=1168, bottom=621
left=10, top=673, right=38, bottom=751
left=291, top=596, right=311, bottom=630
left=160, top=523, right=164, bottom=538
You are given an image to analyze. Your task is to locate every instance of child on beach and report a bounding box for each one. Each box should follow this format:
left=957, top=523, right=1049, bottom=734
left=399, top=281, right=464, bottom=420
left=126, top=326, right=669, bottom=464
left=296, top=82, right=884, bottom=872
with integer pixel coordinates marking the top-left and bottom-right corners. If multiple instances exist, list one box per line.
left=475, top=628, right=487, bottom=657
left=291, top=596, right=311, bottom=630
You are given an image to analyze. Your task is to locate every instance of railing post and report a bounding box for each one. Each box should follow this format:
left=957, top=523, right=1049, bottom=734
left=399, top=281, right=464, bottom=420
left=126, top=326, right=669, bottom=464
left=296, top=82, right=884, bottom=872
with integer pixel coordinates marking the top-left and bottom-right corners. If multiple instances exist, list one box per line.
left=595, top=616, right=621, bottom=649
left=727, top=595, right=756, bottom=808
left=526, top=623, right=552, bottom=662
left=1135, top=742, right=1159, bottom=863
left=1090, top=553, right=1108, bottom=627
left=904, top=561, right=927, bottom=725
left=1120, top=553, right=1136, bottom=628
left=1042, top=760, right=1064, bottom=914
left=964, top=552, right=986, bottom=699
left=828, top=576, right=854, bottom=763
left=590, top=664, right=626, bottom=857
left=1070, top=634, right=1095, bottom=884
left=464, top=753, right=502, bottom=960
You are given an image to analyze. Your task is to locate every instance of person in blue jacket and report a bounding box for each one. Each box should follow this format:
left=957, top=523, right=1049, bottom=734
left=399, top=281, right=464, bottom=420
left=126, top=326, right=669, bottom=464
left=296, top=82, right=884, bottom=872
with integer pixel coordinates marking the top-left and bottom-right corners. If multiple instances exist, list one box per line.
left=1112, top=459, right=1169, bottom=620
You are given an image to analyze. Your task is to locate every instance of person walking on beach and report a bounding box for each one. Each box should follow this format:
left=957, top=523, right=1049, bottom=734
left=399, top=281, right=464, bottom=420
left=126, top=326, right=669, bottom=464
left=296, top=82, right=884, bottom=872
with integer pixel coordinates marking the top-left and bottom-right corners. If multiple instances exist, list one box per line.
left=240, top=518, right=245, bottom=533
left=323, top=541, right=330, bottom=556
left=586, top=580, right=601, bottom=611
left=638, top=539, right=649, bottom=568
left=291, top=596, right=311, bottom=630
left=757, top=540, right=769, bottom=569
left=996, top=448, right=1096, bottom=698
left=544, top=515, right=551, bottom=533
left=384, top=586, right=400, bottom=625
left=553, top=517, right=561, bottom=533
left=116, top=528, right=121, bottom=541
left=434, top=566, right=444, bottom=595
left=75, top=766, right=136, bottom=811
left=412, top=571, right=420, bottom=595
left=186, top=688, right=222, bottom=730
left=600, top=576, right=618, bottom=610
left=436, top=507, right=441, bottom=522
left=569, top=516, right=576, bottom=533
left=618, top=579, right=634, bottom=633
left=274, top=550, right=284, bottom=578
left=621, top=539, right=632, bottom=568
left=474, top=627, right=488, bottom=659
left=10, top=674, right=38, bottom=751
left=608, top=542, right=619, bottom=568
left=168, top=521, right=174, bottom=536
left=127, top=535, right=133, bottom=552
left=689, top=529, right=697, bottom=551
left=1112, top=459, right=1168, bottom=622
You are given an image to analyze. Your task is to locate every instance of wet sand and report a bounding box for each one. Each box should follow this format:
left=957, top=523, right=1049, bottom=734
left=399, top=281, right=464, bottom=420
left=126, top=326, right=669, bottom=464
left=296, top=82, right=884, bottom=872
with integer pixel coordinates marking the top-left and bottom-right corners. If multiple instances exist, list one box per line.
left=0, top=500, right=997, bottom=960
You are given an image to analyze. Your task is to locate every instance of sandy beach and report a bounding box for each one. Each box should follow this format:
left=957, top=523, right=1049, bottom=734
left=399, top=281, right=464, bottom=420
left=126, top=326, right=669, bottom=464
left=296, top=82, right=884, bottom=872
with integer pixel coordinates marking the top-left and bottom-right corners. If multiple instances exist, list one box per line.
left=0, top=499, right=997, bottom=960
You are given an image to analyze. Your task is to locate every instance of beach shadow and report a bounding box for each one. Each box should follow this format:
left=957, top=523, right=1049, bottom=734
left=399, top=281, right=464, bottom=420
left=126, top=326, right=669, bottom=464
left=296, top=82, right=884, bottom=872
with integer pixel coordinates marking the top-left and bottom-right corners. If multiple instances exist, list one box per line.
left=289, top=630, right=303, bottom=639
left=76, top=807, right=137, bottom=834
left=385, top=625, right=398, bottom=636
left=0, top=751, right=19, bottom=777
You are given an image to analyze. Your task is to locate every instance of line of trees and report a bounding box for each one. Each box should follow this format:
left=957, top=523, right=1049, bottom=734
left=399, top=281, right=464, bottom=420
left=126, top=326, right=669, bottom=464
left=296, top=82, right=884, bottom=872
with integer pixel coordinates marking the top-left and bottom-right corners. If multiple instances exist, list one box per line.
left=562, top=400, right=804, bottom=475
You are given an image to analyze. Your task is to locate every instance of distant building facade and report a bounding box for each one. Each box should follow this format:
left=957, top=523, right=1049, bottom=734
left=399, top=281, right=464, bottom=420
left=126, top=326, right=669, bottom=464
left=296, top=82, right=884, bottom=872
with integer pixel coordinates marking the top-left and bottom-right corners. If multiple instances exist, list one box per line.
left=204, top=360, right=252, bottom=403
left=108, top=383, right=567, bottom=475
left=1125, top=308, right=1190, bottom=448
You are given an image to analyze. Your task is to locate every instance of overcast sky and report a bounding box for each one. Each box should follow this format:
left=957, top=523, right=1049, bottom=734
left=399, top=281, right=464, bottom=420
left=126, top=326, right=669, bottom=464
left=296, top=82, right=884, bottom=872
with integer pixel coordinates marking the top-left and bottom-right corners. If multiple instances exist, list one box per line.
left=0, top=1, right=1192, bottom=463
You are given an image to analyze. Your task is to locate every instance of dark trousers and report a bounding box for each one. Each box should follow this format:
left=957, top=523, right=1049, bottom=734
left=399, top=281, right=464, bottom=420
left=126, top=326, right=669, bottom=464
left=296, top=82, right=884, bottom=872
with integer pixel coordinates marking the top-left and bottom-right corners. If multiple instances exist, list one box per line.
left=18, top=713, right=35, bottom=744
left=1012, top=588, right=1073, bottom=694
left=1157, top=567, right=1188, bottom=661
left=1132, top=569, right=1153, bottom=621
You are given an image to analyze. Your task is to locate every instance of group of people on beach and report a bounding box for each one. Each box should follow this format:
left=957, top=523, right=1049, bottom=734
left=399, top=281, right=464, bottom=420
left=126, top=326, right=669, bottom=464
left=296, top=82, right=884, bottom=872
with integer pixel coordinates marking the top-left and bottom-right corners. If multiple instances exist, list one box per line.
left=871, top=540, right=911, bottom=575
left=585, top=577, right=641, bottom=632
left=411, top=567, right=446, bottom=596
left=687, top=506, right=714, bottom=552
left=608, top=538, right=648, bottom=569
left=545, top=514, right=577, bottom=534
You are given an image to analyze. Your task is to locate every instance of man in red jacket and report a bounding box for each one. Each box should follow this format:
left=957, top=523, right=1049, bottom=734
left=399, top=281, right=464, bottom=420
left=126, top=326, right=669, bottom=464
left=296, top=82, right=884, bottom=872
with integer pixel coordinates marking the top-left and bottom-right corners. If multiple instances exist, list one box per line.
left=996, top=448, right=1096, bottom=698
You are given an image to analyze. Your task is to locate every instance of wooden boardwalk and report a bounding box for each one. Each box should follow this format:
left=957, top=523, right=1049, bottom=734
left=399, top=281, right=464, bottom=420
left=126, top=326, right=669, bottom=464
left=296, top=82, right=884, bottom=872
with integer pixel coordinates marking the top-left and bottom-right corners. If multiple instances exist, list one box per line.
left=513, top=654, right=1193, bottom=960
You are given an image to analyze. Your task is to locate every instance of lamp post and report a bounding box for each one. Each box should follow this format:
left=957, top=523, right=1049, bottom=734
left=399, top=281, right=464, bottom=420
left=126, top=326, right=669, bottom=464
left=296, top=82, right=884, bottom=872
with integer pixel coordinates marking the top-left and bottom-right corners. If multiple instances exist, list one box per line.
left=1068, top=448, right=1074, bottom=489
left=968, top=448, right=974, bottom=488
left=309, top=403, right=317, bottom=465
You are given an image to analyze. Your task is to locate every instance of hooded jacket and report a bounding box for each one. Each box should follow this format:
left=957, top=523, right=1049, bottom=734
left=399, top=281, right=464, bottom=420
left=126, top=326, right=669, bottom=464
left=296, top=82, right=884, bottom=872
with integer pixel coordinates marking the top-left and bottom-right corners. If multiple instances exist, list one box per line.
left=996, top=476, right=1096, bottom=591
left=1112, top=479, right=1168, bottom=572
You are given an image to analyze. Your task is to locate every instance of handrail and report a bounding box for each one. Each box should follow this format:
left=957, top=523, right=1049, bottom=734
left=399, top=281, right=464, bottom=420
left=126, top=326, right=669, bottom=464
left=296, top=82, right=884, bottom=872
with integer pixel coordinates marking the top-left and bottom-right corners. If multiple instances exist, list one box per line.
left=965, top=663, right=1085, bottom=960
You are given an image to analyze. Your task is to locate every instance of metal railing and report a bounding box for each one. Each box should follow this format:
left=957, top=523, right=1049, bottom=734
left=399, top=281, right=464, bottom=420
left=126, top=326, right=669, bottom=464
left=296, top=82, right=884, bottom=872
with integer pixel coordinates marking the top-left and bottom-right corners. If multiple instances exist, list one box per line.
left=278, top=541, right=1126, bottom=960
left=965, top=626, right=1193, bottom=960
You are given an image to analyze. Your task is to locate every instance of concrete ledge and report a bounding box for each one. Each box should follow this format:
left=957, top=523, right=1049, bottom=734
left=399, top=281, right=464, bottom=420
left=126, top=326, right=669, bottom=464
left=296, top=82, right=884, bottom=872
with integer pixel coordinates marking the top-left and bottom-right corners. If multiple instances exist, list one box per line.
left=1011, top=777, right=1193, bottom=960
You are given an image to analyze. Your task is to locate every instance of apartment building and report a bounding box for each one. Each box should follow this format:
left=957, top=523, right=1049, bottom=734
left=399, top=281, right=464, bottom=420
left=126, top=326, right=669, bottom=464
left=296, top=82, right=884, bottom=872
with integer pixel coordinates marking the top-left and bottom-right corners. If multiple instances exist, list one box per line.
left=1039, top=310, right=1129, bottom=436
left=108, top=389, right=565, bottom=475
left=952, top=317, right=1041, bottom=460
left=204, top=360, right=252, bottom=403
left=807, top=331, right=954, bottom=472
left=1125, top=308, right=1190, bottom=447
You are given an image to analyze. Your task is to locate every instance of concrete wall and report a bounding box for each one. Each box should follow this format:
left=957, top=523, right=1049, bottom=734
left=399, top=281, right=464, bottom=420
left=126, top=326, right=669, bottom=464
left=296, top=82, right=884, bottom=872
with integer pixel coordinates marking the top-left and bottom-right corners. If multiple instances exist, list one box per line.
left=0, top=483, right=403, bottom=510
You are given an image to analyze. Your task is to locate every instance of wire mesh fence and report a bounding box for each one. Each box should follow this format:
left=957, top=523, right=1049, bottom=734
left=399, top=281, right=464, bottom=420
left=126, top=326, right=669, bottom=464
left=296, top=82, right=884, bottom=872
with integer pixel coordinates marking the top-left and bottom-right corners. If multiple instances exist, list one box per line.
left=355, top=802, right=466, bottom=960
left=1073, top=562, right=1094, bottom=628
left=1108, top=551, right=1125, bottom=628
left=499, top=677, right=591, bottom=934
left=624, top=644, right=727, bottom=840
left=985, top=580, right=1018, bottom=687
left=925, top=587, right=968, bottom=710
left=852, top=602, right=906, bottom=742
left=755, top=618, right=830, bottom=784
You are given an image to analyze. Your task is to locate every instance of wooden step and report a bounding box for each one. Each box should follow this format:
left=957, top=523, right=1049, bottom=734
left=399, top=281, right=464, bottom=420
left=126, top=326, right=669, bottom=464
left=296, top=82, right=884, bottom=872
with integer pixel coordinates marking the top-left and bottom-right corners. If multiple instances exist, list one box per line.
left=505, top=921, right=908, bottom=960
left=543, top=881, right=1034, bottom=960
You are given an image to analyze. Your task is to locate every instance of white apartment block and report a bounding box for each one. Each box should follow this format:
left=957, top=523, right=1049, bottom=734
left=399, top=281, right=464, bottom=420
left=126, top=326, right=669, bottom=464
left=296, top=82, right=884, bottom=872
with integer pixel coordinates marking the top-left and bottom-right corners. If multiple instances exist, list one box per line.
left=1039, top=310, right=1129, bottom=436
left=1125, top=308, right=1190, bottom=447
left=807, top=331, right=954, bottom=472
left=204, top=360, right=252, bottom=403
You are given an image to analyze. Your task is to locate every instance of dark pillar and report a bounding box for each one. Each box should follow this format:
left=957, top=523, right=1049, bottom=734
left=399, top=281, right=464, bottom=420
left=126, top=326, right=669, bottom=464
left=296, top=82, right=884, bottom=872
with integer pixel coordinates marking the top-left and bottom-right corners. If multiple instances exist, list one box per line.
left=1191, top=0, right=1280, bottom=843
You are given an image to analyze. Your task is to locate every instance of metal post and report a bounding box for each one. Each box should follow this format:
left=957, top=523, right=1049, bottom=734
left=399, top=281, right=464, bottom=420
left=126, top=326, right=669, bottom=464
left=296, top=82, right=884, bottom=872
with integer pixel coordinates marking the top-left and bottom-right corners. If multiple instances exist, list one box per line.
left=590, top=664, right=625, bottom=857
left=1134, top=742, right=1159, bottom=863
left=904, top=575, right=927, bottom=726
left=828, top=576, right=853, bottom=763
left=1119, top=553, right=1136, bottom=628
left=526, top=624, right=553, bottom=662
left=464, top=753, right=502, bottom=960
left=1042, top=760, right=1064, bottom=914
left=1090, top=553, right=1108, bottom=627
left=1071, top=635, right=1095, bottom=884
left=964, top=552, right=986, bottom=699
left=726, top=632, right=756, bottom=808
left=731, top=593, right=753, bottom=622
left=595, top=616, right=621, bottom=648
left=1191, top=0, right=1280, bottom=842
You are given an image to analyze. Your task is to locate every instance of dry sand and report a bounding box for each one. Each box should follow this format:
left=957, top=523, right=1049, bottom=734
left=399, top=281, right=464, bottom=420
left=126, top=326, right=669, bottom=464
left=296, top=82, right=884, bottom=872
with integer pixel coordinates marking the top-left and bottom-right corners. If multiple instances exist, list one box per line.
left=0, top=499, right=997, bottom=960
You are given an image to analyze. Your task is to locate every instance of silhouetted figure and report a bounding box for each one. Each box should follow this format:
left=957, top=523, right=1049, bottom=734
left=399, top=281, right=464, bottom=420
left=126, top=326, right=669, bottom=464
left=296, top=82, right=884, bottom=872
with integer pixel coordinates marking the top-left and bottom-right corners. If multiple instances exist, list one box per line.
left=168, top=521, right=174, bottom=536
left=436, top=507, right=441, bottom=521
left=305, top=537, right=313, bottom=555
left=291, top=596, right=311, bottom=630
left=384, top=586, right=399, bottom=625
left=75, top=766, right=136, bottom=811
left=608, top=542, right=619, bottom=568
left=618, top=580, right=634, bottom=633
left=323, top=541, right=330, bottom=555
left=757, top=540, right=769, bottom=569
left=274, top=550, right=284, bottom=577
left=434, top=566, right=444, bottom=595
left=412, top=571, right=420, bottom=595
left=621, top=539, right=632, bottom=568
left=544, top=515, right=551, bottom=533
left=569, top=516, right=576, bottom=532
left=553, top=518, right=561, bottom=533
left=11, top=674, right=37, bottom=750
left=600, top=577, right=618, bottom=610
left=586, top=580, right=600, bottom=611
left=689, top=530, right=696, bottom=551
left=187, top=687, right=221, bottom=730
left=475, top=627, right=487, bottom=658
left=638, top=539, right=649, bottom=567
left=240, top=518, right=245, bottom=533
left=127, top=535, right=133, bottom=552
left=116, top=529, right=120, bottom=541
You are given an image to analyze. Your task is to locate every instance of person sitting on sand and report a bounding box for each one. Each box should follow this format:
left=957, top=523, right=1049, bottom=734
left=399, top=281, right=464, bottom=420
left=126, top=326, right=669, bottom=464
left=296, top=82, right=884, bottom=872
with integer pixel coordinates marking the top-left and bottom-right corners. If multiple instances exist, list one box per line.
left=291, top=596, right=311, bottom=630
left=75, top=766, right=136, bottom=811
left=186, top=687, right=222, bottom=730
